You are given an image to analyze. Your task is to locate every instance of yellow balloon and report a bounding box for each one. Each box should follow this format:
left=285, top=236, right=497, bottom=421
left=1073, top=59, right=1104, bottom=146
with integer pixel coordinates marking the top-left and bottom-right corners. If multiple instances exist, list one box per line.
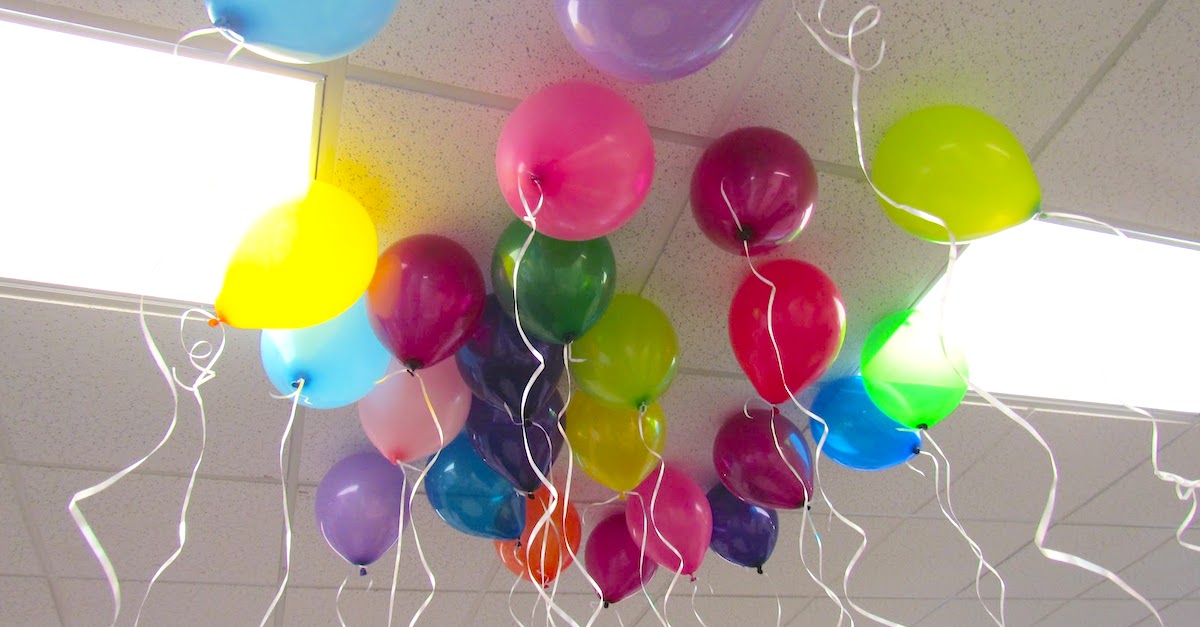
left=215, top=181, right=378, bottom=329
left=565, top=391, right=666, bottom=493
left=569, top=294, right=678, bottom=409
left=873, top=105, right=1041, bottom=243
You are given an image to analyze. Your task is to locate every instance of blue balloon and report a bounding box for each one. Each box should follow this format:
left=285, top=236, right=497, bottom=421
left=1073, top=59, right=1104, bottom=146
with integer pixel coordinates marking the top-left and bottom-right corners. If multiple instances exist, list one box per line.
left=707, top=483, right=778, bottom=571
left=810, top=376, right=921, bottom=471
left=260, top=297, right=391, bottom=409
left=425, top=433, right=526, bottom=541
left=205, top=0, right=401, bottom=64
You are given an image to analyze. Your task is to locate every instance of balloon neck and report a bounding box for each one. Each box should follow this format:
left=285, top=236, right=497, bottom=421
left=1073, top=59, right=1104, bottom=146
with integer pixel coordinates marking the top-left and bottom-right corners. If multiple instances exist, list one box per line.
left=207, top=317, right=220, bottom=327
left=525, top=492, right=536, bottom=500
left=404, top=360, right=423, bottom=373
left=602, top=601, right=610, bottom=609
left=756, top=566, right=764, bottom=575
left=917, top=423, right=928, bottom=430
left=689, top=575, right=697, bottom=583
left=912, top=444, right=922, bottom=455
left=515, top=540, right=522, bottom=548
left=736, top=225, right=755, bottom=243
left=291, top=375, right=308, bottom=389
left=359, top=567, right=367, bottom=576
left=211, top=16, right=245, bottom=46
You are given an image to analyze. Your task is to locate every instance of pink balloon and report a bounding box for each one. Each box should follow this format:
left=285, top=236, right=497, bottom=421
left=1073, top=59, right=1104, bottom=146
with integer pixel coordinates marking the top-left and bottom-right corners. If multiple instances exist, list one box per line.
left=586, top=512, right=657, bottom=606
left=496, top=81, right=655, bottom=241
left=624, top=464, right=711, bottom=576
left=712, top=408, right=813, bottom=509
left=690, top=127, right=817, bottom=255
left=358, top=358, right=471, bottom=464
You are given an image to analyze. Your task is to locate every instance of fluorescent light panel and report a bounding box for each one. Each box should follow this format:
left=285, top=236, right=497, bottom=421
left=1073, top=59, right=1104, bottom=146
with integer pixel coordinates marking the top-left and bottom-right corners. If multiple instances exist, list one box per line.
left=0, top=18, right=318, bottom=304
left=918, top=219, right=1200, bottom=413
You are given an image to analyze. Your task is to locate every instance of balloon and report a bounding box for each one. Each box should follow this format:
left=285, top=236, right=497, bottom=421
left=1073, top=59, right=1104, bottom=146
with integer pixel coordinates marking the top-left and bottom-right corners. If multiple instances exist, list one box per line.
left=565, top=392, right=666, bottom=493
left=205, top=0, right=400, bottom=64
left=706, top=483, right=778, bottom=571
left=873, top=105, right=1040, bottom=243
left=496, top=81, right=654, bottom=241
left=690, top=127, right=818, bottom=255
left=466, top=395, right=565, bottom=495
left=492, top=219, right=617, bottom=344
left=810, top=376, right=921, bottom=471
left=425, top=433, right=526, bottom=541
left=624, top=464, right=711, bottom=575
left=495, top=486, right=582, bottom=586
left=555, top=0, right=761, bottom=83
left=260, top=297, right=390, bottom=409
left=728, top=259, right=845, bottom=405
left=585, top=512, right=657, bottom=606
left=216, top=181, right=377, bottom=329
left=456, top=295, right=565, bottom=420
left=315, top=452, right=409, bottom=569
left=570, top=294, right=678, bottom=409
left=860, top=309, right=968, bottom=430
left=712, top=408, right=812, bottom=509
left=358, top=357, right=471, bottom=464
left=367, top=234, right=485, bottom=371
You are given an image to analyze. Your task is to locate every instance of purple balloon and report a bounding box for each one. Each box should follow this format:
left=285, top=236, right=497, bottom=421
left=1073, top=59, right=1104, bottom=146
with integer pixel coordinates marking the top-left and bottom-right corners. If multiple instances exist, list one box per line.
left=456, top=296, right=565, bottom=421
left=465, top=394, right=564, bottom=495
left=707, top=483, right=779, bottom=571
left=315, top=452, right=410, bottom=569
left=713, top=408, right=813, bottom=509
left=555, top=0, right=761, bottom=83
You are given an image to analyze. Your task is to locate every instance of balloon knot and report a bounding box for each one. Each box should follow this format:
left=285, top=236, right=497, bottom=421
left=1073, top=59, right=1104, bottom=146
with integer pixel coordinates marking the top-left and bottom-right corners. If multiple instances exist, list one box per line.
left=912, top=444, right=922, bottom=455
left=359, top=567, right=367, bottom=577
left=690, top=575, right=698, bottom=583
left=736, top=225, right=755, bottom=242
left=917, top=423, right=928, bottom=430
left=603, top=601, right=610, bottom=609
left=757, top=566, right=764, bottom=575
left=207, top=318, right=220, bottom=327
left=526, top=492, right=536, bottom=500
left=561, top=333, right=576, bottom=344
left=515, top=540, right=522, bottom=548
left=806, top=504, right=812, bottom=511
left=404, top=360, right=423, bottom=373
left=290, top=375, right=307, bottom=389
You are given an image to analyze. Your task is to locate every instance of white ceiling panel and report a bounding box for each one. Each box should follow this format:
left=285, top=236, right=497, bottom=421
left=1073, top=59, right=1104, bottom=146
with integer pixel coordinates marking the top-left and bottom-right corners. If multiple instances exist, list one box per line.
left=0, top=466, right=42, bottom=577
left=1083, top=538, right=1200, bottom=601
left=0, top=575, right=58, bottom=627
left=635, top=589, right=809, bottom=627
left=295, top=405, right=375, bottom=487
left=1135, top=600, right=1200, bottom=627
left=920, top=598, right=1063, bottom=627
left=54, top=578, right=275, bottom=627
left=34, top=0, right=204, bottom=33
left=1039, top=599, right=1162, bottom=627
left=281, top=586, right=478, bottom=627
left=472, top=592, right=633, bottom=627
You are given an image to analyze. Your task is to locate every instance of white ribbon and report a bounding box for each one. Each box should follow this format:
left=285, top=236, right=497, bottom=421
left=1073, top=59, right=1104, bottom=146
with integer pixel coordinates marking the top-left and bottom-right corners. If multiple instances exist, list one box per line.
left=259, top=378, right=305, bottom=626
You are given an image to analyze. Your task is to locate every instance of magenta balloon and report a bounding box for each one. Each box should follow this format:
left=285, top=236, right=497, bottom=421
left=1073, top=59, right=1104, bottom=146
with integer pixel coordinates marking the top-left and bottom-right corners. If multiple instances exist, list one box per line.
left=367, top=234, right=485, bottom=370
left=496, top=81, right=654, bottom=241
left=712, top=408, right=813, bottom=509
left=585, top=512, right=658, bottom=605
left=554, top=0, right=761, bottom=83
left=690, top=127, right=818, bottom=255
left=624, top=464, right=712, bottom=575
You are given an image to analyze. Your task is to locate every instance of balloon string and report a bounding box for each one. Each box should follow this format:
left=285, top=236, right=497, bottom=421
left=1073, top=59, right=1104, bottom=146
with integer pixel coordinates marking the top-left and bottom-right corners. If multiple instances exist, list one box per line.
left=404, top=371, right=447, bottom=627
left=135, top=309, right=225, bottom=625
left=387, top=463, right=410, bottom=627
left=508, top=573, right=528, bottom=627
left=690, top=583, right=707, bottom=627
left=799, top=507, right=849, bottom=626
left=636, top=405, right=685, bottom=623
left=764, top=571, right=783, bottom=627
left=335, top=574, right=350, bottom=627
left=260, top=379, right=304, bottom=627
left=581, top=495, right=626, bottom=627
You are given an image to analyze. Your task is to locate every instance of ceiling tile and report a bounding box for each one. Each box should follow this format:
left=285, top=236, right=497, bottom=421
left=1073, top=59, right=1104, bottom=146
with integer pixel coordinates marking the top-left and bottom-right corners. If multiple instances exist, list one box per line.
left=727, top=0, right=1154, bottom=166
left=0, top=466, right=42, bottom=576
left=1083, top=538, right=1200, bottom=601
left=474, top=592, right=622, bottom=627
left=1039, top=599, right=1161, bottom=627
left=1036, top=0, right=1200, bottom=240
left=920, top=599, right=1062, bottom=627
left=635, top=590, right=808, bottom=627
left=55, top=578, right=275, bottom=627
left=772, top=512, right=906, bottom=603
left=1135, top=600, right=1200, bottom=627
left=856, top=598, right=945, bottom=625
left=0, top=576, right=58, bottom=627
left=641, top=173, right=945, bottom=377
left=33, top=0, right=204, bottom=32
left=18, top=467, right=280, bottom=585
left=295, top=405, right=376, bottom=486
left=282, top=586, right=477, bottom=627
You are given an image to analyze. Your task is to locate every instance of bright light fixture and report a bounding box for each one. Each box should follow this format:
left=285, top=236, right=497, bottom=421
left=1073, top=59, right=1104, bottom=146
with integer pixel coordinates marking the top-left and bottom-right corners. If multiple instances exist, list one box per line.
left=0, top=18, right=319, bottom=304
left=917, top=219, right=1200, bottom=413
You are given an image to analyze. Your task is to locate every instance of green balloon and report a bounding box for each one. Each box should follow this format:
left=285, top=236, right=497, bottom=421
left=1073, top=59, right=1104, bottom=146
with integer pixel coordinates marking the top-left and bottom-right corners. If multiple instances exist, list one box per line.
left=492, top=219, right=617, bottom=344
left=860, top=309, right=968, bottom=430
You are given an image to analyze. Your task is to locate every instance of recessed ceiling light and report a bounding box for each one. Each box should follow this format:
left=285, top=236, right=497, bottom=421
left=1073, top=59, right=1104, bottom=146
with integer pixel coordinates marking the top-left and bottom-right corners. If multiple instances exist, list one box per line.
left=0, top=16, right=319, bottom=305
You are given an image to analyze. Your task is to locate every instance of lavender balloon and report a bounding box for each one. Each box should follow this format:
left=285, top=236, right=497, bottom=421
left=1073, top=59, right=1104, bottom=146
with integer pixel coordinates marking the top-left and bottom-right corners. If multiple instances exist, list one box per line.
left=315, top=452, right=410, bottom=572
left=555, top=0, right=761, bottom=83
left=707, top=483, right=779, bottom=571
left=466, top=394, right=564, bottom=495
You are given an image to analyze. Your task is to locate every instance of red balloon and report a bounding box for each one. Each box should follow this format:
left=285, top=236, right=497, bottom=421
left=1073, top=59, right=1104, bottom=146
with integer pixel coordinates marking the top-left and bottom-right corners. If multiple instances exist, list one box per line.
left=367, top=234, right=485, bottom=370
left=690, top=127, right=818, bottom=256
left=728, top=259, right=845, bottom=404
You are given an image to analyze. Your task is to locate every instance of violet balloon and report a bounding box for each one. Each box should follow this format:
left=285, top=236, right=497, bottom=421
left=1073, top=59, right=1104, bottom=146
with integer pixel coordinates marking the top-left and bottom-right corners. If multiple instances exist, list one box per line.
left=315, top=452, right=410, bottom=570
left=586, top=512, right=657, bottom=606
left=555, top=0, right=761, bottom=83
left=624, top=464, right=712, bottom=576
left=691, top=127, right=818, bottom=255
left=713, top=408, right=813, bottom=509
left=456, top=295, right=564, bottom=421
left=465, top=394, right=564, bottom=495
left=707, top=483, right=778, bottom=572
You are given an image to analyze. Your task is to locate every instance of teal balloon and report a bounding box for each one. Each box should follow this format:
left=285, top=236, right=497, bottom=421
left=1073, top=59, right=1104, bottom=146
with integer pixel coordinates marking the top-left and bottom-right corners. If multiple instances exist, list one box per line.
left=425, top=433, right=526, bottom=541
left=810, top=376, right=920, bottom=471
left=204, top=0, right=401, bottom=64
left=260, top=297, right=390, bottom=409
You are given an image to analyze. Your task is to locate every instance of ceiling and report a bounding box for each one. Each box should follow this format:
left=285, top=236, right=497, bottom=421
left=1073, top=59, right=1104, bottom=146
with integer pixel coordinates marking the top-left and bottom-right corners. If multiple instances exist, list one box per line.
left=1, top=0, right=1199, bottom=625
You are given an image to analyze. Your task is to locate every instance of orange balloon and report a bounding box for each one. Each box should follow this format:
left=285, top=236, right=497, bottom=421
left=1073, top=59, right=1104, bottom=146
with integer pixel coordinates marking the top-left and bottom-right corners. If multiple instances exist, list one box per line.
left=494, top=486, right=582, bottom=586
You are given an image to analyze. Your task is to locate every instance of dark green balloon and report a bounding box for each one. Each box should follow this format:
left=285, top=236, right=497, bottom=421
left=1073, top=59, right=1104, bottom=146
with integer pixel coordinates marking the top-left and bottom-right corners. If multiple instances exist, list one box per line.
left=492, top=219, right=616, bottom=345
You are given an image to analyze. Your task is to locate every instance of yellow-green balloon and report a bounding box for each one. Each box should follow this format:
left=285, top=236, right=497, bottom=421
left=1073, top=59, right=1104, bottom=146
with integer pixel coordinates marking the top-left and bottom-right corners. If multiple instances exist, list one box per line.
left=860, top=309, right=968, bottom=430
left=565, top=391, right=666, bottom=493
left=873, top=105, right=1040, bottom=243
left=570, top=294, right=678, bottom=409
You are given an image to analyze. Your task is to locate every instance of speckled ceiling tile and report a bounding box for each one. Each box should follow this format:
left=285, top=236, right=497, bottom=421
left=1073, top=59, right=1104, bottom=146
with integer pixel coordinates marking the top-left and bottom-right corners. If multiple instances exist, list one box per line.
left=31, top=0, right=207, bottom=32
left=725, top=0, right=1153, bottom=167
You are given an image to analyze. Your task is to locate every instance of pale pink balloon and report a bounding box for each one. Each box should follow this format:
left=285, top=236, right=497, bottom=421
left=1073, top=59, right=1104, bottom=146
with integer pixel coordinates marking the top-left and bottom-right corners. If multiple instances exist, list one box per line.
left=624, top=464, right=712, bottom=576
left=358, top=358, right=471, bottom=464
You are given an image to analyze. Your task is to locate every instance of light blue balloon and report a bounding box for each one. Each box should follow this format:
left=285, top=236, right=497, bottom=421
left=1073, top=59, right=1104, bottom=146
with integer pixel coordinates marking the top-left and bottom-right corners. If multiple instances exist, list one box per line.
left=260, top=297, right=391, bottom=409
left=425, top=434, right=526, bottom=541
left=810, top=376, right=921, bottom=472
left=205, top=0, right=401, bottom=64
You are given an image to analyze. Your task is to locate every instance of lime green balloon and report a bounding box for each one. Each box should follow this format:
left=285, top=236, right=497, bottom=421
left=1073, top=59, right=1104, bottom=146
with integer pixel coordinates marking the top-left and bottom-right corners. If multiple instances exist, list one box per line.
left=873, top=105, right=1040, bottom=243
left=570, top=294, right=678, bottom=409
left=493, top=219, right=616, bottom=344
left=860, top=309, right=968, bottom=429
